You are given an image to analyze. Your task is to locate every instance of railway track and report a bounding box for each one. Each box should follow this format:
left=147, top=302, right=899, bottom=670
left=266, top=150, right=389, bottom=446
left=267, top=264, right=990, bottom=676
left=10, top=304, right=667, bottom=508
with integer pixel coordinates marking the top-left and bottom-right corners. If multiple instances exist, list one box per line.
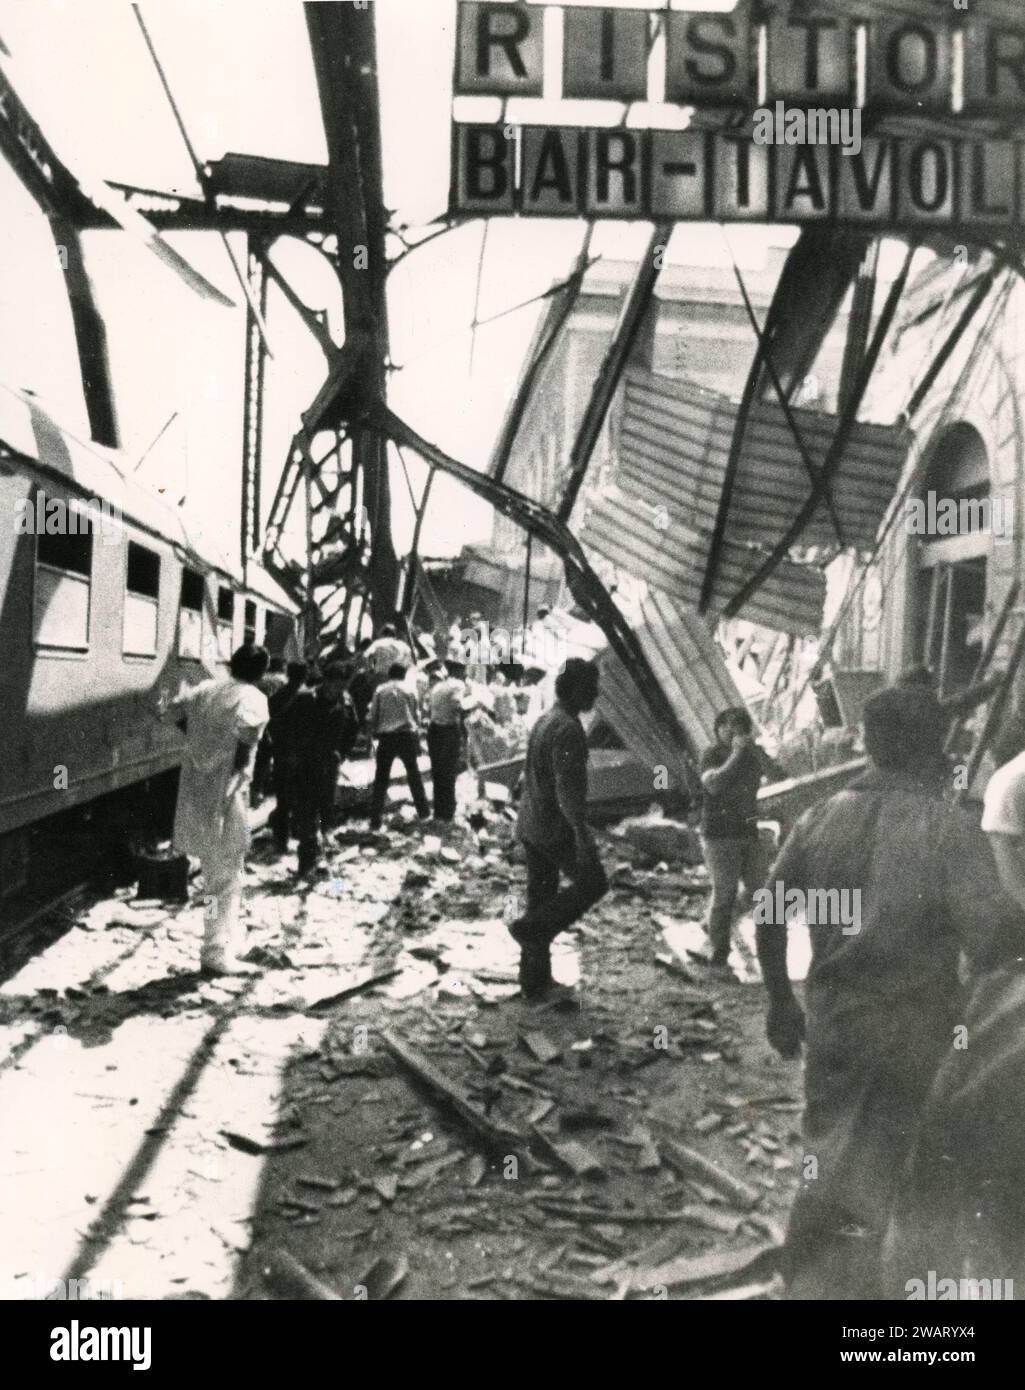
left=0, top=882, right=93, bottom=980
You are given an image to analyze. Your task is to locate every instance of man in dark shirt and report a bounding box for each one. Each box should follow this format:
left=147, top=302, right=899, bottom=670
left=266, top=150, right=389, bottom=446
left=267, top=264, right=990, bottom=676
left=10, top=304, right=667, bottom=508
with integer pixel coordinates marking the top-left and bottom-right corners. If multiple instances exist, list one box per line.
left=757, top=685, right=1022, bottom=1298
left=290, top=662, right=359, bottom=875
left=699, top=706, right=779, bottom=970
left=509, top=659, right=608, bottom=1001
left=267, top=660, right=308, bottom=853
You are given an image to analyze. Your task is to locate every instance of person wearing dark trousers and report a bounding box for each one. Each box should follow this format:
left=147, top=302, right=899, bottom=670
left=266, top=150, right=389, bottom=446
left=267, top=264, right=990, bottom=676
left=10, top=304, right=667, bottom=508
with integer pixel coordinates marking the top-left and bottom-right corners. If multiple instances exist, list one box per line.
left=368, top=662, right=430, bottom=829
left=508, top=658, right=608, bottom=1001
left=291, top=663, right=359, bottom=875
left=267, top=660, right=308, bottom=852
left=699, top=706, right=781, bottom=971
left=427, top=659, right=467, bottom=822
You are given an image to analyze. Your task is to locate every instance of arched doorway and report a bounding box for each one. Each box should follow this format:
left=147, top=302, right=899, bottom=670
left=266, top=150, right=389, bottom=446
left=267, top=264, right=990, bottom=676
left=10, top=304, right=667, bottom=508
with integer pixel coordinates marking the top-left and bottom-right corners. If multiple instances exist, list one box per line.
left=911, top=423, right=990, bottom=700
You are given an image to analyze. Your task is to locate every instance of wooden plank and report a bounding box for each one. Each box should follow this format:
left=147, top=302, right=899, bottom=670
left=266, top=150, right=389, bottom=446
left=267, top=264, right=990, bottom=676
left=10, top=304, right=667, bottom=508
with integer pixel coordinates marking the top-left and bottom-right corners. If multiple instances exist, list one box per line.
left=529, top=1125, right=606, bottom=1178
left=262, top=1250, right=342, bottom=1300
left=656, top=1136, right=762, bottom=1210
left=630, top=1243, right=776, bottom=1294
left=380, top=1028, right=526, bottom=1155
left=519, top=1031, right=563, bottom=1065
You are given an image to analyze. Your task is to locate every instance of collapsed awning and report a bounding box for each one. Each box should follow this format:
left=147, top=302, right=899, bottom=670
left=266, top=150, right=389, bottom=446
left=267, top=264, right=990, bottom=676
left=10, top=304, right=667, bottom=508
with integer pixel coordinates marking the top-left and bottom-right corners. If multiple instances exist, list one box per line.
left=583, top=488, right=827, bottom=635
left=596, top=588, right=745, bottom=791
left=620, top=370, right=909, bottom=552
left=581, top=366, right=910, bottom=636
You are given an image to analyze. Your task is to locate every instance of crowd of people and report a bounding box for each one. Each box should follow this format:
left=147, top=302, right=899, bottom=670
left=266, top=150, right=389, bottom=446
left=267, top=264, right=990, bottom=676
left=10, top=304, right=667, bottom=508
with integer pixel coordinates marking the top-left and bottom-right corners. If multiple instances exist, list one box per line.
left=165, top=619, right=1025, bottom=1299
left=165, top=615, right=590, bottom=988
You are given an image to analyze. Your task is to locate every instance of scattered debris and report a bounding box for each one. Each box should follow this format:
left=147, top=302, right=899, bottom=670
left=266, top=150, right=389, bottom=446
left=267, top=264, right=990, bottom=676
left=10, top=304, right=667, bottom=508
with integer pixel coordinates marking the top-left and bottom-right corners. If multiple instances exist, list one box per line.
left=628, top=1242, right=778, bottom=1294
left=262, top=1251, right=342, bottom=1301
left=656, top=1135, right=762, bottom=1210
left=222, top=1130, right=308, bottom=1157
left=359, top=1255, right=408, bottom=1300
left=381, top=1028, right=527, bottom=1156
left=519, top=1031, right=562, bottom=1065
left=529, top=1127, right=606, bottom=1179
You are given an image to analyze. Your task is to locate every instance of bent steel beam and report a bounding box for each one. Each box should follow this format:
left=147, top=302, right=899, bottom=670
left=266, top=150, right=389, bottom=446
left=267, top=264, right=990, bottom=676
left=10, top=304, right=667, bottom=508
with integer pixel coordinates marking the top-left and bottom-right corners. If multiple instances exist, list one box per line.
left=699, top=228, right=872, bottom=614
left=722, top=240, right=920, bottom=621
left=378, top=403, right=703, bottom=799
left=556, top=223, right=672, bottom=525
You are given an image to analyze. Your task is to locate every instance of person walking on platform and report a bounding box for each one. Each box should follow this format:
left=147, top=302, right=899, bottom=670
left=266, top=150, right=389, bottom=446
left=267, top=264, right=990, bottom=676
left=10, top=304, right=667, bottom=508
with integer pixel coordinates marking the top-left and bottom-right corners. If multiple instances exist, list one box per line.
left=368, top=662, right=430, bottom=829
left=508, top=658, right=608, bottom=1001
left=427, top=659, right=467, bottom=822
left=699, top=706, right=781, bottom=972
left=290, top=663, right=359, bottom=875
left=267, top=660, right=308, bottom=852
left=253, top=657, right=287, bottom=802
left=170, top=644, right=270, bottom=975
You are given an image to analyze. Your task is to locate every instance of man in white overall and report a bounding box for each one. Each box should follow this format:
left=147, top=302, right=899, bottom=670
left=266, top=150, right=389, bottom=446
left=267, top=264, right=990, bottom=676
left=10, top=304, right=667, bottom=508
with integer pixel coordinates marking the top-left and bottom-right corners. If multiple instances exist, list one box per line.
left=171, top=644, right=270, bottom=974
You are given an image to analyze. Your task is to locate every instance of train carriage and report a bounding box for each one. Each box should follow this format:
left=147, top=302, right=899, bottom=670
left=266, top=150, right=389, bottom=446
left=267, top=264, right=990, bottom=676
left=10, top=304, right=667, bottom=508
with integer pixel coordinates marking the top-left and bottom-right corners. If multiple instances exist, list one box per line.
left=0, top=382, right=298, bottom=898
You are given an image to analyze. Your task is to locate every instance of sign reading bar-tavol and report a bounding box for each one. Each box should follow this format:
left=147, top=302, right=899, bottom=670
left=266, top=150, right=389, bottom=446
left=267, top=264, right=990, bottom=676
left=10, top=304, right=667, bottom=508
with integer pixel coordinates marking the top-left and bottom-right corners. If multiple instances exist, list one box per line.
left=450, top=1, right=1025, bottom=230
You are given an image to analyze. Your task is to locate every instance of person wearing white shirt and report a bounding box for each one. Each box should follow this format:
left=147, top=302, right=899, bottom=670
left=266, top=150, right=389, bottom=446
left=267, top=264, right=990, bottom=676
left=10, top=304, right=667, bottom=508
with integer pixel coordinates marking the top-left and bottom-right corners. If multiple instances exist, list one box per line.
left=982, top=747, right=1025, bottom=910
left=171, top=645, right=270, bottom=974
left=365, top=623, right=413, bottom=676
left=427, top=660, right=467, bottom=821
left=368, top=662, right=430, bottom=828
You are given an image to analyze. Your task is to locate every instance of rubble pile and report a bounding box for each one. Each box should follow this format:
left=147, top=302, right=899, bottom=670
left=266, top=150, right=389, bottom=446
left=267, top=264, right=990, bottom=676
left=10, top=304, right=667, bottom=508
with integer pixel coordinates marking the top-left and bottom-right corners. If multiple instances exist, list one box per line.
left=0, top=799, right=802, bottom=1300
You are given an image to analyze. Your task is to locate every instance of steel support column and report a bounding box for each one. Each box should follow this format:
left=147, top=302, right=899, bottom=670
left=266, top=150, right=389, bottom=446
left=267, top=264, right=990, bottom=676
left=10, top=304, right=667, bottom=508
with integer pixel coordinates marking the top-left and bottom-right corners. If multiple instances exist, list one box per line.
left=305, top=1, right=398, bottom=627
left=240, top=244, right=267, bottom=585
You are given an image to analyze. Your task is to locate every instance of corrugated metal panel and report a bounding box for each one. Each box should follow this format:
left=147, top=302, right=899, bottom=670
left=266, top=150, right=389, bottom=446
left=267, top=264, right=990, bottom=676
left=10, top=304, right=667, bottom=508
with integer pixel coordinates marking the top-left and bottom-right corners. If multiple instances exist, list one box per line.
left=582, top=485, right=826, bottom=635
left=617, top=370, right=909, bottom=552
left=596, top=588, right=745, bottom=791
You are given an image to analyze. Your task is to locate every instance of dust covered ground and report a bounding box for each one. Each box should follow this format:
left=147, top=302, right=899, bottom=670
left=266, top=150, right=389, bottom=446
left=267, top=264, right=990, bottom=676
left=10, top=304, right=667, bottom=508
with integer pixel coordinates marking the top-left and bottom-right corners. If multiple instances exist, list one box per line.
left=0, top=794, right=805, bottom=1301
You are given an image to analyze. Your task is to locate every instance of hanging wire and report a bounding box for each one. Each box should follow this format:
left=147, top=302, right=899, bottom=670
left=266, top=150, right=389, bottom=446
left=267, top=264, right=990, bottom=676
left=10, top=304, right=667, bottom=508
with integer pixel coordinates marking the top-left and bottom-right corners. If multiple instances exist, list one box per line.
left=393, top=254, right=602, bottom=371
left=132, top=3, right=274, bottom=356
left=468, top=221, right=489, bottom=377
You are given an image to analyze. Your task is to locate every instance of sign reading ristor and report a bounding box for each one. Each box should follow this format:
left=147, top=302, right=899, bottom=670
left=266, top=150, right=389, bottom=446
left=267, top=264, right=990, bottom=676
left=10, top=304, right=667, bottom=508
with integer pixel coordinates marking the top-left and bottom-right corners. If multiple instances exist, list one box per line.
left=450, top=1, right=1025, bottom=228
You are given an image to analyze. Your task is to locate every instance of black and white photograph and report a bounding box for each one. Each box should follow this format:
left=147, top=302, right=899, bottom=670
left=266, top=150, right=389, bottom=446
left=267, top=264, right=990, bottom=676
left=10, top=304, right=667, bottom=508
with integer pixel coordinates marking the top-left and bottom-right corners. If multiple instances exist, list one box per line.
left=0, top=0, right=1022, bottom=1355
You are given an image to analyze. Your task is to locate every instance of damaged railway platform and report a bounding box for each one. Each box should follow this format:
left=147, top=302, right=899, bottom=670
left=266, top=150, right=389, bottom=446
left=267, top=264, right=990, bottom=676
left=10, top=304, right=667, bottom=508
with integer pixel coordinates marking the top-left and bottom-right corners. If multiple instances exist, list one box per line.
left=0, top=803, right=802, bottom=1302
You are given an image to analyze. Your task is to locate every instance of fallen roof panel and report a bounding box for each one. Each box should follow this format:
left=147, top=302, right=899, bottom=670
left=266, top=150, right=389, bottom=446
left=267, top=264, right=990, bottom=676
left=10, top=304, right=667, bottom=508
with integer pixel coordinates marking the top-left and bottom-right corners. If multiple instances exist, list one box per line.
left=582, top=488, right=826, bottom=636
left=617, top=370, right=909, bottom=553
left=596, top=588, right=745, bottom=792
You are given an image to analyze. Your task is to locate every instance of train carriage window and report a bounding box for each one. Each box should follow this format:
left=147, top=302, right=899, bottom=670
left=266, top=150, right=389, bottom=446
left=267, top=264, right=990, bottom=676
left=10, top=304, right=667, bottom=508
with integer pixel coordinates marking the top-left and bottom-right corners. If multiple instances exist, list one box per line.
left=217, top=586, right=235, bottom=661
left=243, top=599, right=257, bottom=647
left=123, top=542, right=160, bottom=658
left=178, top=567, right=205, bottom=660
left=33, top=527, right=92, bottom=651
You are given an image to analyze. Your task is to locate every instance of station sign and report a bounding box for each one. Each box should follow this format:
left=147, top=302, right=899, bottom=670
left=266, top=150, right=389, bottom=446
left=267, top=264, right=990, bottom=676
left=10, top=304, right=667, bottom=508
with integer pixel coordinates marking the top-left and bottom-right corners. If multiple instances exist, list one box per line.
left=451, top=1, right=1025, bottom=229
left=453, top=124, right=1024, bottom=228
